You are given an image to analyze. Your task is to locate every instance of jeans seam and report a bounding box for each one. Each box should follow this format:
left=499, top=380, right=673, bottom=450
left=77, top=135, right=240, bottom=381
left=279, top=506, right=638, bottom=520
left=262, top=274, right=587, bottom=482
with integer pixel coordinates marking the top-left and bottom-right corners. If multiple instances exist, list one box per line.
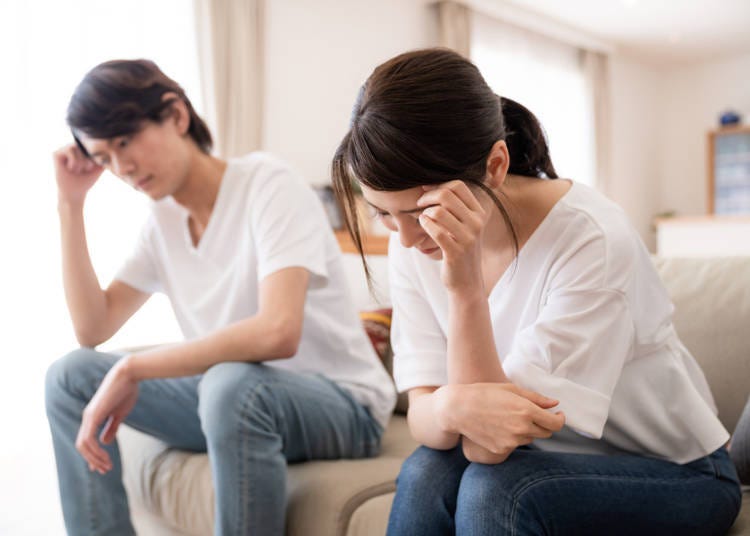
left=235, top=379, right=271, bottom=532
left=508, top=473, right=714, bottom=535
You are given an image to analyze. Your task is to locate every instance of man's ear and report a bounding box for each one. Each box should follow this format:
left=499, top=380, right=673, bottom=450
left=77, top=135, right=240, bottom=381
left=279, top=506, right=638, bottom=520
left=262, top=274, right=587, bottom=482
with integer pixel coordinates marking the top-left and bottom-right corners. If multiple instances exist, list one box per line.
left=485, top=140, right=510, bottom=189
left=161, top=92, right=190, bottom=136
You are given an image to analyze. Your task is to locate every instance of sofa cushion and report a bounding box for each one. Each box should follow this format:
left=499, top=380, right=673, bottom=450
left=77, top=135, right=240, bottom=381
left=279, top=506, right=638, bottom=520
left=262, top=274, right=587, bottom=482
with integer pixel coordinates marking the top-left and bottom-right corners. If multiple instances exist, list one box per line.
left=652, top=257, right=750, bottom=433
left=120, top=415, right=418, bottom=536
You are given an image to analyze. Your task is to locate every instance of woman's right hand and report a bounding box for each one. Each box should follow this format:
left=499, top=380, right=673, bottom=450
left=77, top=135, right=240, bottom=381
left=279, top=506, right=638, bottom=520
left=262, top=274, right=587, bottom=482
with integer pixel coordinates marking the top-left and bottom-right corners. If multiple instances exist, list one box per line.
left=54, top=143, right=104, bottom=205
left=437, top=382, right=566, bottom=464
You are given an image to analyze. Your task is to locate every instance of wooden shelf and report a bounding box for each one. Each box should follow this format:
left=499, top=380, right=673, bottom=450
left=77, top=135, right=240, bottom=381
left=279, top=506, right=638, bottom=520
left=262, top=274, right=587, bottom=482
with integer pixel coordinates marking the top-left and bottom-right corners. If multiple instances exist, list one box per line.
left=707, top=126, right=750, bottom=214
left=335, top=230, right=389, bottom=256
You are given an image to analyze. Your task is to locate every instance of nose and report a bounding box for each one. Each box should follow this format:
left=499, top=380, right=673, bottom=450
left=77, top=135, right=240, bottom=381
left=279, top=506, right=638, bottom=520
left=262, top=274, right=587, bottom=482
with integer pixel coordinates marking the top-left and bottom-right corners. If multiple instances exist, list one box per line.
left=111, top=154, right=136, bottom=179
left=397, top=218, right=425, bottom=249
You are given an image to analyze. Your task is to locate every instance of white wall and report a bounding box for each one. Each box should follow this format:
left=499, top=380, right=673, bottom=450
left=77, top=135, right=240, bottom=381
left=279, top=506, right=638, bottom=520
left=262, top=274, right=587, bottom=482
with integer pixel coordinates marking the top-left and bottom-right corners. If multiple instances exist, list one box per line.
left=658, top=52, right=750, bottom=217
left=262, top=0, right=438, bottom=184
left=607, top=53, right=664, bottom=250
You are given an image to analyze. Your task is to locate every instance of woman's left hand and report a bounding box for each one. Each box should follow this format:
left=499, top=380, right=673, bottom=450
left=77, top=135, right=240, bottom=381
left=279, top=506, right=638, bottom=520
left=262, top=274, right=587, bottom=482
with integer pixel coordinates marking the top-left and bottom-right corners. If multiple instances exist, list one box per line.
left=417, top=180, right=489, bottom=294
left=75, top=357, right=139, bottom=474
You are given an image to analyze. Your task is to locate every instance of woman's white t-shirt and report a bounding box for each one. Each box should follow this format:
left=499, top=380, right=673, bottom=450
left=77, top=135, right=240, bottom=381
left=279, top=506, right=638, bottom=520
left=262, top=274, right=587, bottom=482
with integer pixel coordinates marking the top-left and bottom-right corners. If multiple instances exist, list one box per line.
left=115, top=152, right=396, bottom=429
left=390, top=181, right=729, bottom=464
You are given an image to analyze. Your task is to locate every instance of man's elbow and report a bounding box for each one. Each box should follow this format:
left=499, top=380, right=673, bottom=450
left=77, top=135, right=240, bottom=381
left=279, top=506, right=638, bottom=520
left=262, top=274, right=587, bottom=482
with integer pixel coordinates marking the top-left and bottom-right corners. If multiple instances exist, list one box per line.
left=73, top=325, right=107, bottom=348
left=268, top=319, right=302, bottom=359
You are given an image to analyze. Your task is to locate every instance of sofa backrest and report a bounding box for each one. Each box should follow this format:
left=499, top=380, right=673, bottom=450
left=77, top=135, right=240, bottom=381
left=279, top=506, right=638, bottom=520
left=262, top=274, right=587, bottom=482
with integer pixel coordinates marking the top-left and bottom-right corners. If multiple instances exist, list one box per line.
left=653, top=257, right=750, bottom=434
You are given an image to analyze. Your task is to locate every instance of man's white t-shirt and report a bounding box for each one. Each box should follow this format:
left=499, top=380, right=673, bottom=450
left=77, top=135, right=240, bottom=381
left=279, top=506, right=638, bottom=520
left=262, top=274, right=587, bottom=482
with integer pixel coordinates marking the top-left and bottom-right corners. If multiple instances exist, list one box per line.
left=115, top=152, right=396, bottom=429
left=389, top=181, right=729, bottom=464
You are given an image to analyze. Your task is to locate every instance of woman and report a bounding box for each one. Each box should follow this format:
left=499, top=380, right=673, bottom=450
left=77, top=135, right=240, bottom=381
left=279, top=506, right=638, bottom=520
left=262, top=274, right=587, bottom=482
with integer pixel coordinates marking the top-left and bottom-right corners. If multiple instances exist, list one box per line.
left=332, top=48, right=741, bottom=535
left=45, top=59, right=395, bottom=536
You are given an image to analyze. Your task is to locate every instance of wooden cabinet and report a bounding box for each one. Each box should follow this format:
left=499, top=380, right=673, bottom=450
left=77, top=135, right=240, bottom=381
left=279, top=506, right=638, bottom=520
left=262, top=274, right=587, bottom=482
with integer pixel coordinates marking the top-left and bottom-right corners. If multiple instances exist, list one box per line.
left=334, top=230, right=389, bottom=256
left=708, top=125, right=750, bottom=215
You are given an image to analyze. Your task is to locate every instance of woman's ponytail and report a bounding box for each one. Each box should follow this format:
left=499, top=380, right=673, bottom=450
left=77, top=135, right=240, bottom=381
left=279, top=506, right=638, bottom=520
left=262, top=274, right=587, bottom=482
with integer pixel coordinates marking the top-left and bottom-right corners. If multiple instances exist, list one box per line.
left=500, top=96, right=558, bottom=179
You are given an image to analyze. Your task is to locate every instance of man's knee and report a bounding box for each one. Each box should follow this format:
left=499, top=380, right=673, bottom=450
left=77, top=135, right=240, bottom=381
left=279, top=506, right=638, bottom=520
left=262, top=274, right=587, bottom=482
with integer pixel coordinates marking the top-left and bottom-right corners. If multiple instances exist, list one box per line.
left=45, top=348, right=114, bottom=413
left=198, top=362, right=279, bottom=441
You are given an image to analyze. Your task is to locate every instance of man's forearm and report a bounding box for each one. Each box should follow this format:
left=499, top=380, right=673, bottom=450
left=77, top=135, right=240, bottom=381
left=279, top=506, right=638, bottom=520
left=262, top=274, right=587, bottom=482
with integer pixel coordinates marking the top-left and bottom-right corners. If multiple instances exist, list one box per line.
left=122, top=313, right=301, bottom=380
left=58, top=200, right=108, bottom=345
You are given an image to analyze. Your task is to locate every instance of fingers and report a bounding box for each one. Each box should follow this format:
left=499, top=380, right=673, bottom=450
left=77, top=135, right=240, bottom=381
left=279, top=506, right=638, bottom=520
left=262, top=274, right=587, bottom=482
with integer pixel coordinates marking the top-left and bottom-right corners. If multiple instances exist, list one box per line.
left=532, top=409, right=566, bottom=433
left=418, top=184, right=484, bottom=232
left=419, top=180, right=484, bottom=215
left=99, top=415, right=123, bottom=445
left=418, top=211, right=456, bottom=254
left=507, top=384, right=559, bottom=409
left=54, top=143, right=99, bottom=176
left=420, top=206, right=472, bottom=245
left=501, top=384, right=566, bottom=432
left=76, top=414, right=113, bottom=474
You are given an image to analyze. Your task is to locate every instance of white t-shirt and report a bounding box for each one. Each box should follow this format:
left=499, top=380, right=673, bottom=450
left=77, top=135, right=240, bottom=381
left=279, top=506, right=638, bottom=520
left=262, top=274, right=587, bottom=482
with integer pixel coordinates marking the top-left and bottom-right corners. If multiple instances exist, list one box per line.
left=390, top=181, right=729, bottom=464
left=115, top=152, right=396, bottom=429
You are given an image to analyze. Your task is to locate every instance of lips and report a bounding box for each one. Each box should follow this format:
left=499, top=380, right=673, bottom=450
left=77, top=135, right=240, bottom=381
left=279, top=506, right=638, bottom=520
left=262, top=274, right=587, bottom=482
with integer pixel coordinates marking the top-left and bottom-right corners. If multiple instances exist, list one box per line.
left=136, top=175, right=153, bottom=189
left=419, top=246, right=440, bottom=255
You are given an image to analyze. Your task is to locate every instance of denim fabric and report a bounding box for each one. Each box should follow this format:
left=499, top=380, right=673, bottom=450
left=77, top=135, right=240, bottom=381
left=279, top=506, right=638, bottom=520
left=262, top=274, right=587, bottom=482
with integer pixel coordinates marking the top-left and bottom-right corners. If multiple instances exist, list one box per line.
left=387, top=442, right=742, bottom=536
left=45, top=348, right=383, bottom=536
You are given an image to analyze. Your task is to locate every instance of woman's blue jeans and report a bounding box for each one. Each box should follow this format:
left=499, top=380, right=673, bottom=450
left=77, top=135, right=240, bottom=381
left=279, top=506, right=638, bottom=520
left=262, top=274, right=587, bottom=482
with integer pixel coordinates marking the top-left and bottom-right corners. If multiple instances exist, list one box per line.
left=387, top=442, right=742, bottom=535
left=45, top=348, right=383, bottom=536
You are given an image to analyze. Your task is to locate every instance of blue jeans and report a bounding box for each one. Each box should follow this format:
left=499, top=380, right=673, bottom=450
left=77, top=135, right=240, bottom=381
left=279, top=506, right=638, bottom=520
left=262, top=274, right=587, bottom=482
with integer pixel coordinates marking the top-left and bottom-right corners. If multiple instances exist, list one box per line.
left=387, top=443, right=742, bottom=535
left=45, top=348, right=383, bottom=536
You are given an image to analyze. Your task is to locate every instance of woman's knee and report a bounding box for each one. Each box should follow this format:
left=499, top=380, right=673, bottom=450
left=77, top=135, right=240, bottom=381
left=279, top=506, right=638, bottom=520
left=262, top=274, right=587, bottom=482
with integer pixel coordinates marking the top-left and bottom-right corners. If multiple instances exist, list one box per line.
left=455, top=458, right=562, bottom=535
left=396, top=446, right=466, bottom=501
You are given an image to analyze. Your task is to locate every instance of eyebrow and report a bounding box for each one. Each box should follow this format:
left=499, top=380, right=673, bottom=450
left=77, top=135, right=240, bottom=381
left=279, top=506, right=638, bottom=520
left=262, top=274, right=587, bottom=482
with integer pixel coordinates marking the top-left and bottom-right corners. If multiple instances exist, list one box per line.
left=365, top=200, right=425, bottom=215
left=86, top=139, right=117, bottom=158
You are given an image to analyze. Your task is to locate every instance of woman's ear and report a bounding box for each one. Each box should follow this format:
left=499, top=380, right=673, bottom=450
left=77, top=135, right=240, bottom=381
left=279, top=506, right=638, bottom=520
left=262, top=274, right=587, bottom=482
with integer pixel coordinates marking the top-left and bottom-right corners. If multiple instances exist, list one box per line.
left=485, top=140, right=510, bottom=189
left=161, top=92, right=190, bottom=136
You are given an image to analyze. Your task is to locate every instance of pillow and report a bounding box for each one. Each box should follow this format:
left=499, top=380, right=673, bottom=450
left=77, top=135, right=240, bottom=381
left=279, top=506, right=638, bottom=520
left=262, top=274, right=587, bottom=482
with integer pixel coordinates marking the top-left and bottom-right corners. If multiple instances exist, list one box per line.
left=359, top=308, right=409, bottom=415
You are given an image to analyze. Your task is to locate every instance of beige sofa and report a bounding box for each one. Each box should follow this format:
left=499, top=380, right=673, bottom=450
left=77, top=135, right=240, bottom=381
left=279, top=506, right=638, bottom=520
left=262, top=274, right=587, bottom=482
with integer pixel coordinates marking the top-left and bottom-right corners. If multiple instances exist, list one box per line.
left=119, top=256, right=750, bottom=535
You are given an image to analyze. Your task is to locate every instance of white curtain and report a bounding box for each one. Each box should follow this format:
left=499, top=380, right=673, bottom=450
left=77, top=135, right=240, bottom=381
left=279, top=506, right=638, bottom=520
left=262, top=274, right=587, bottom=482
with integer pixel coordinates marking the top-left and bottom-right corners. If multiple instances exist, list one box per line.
left=194, top=0, right=264, bottom=158
left=582, top=50, right=611, bottom=194
left=469, top=9, right=609, bottom=189
left=437, top=1, right=472, bottom=57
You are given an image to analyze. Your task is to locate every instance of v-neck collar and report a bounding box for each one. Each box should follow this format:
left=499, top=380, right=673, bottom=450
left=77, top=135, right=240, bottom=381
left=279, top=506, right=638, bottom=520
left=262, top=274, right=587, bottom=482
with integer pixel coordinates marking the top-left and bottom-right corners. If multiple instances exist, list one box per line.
left=181, top=163, right=232, bottom=255
left=486, top=180, right=575, bottom=300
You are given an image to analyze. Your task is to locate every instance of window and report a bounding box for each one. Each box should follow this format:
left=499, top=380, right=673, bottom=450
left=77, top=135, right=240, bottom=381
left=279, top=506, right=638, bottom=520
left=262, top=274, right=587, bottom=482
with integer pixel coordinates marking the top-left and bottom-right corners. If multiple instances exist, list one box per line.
left=0, top=1, right=199, bottom=532
left=471, top=12, right=596, bottom=187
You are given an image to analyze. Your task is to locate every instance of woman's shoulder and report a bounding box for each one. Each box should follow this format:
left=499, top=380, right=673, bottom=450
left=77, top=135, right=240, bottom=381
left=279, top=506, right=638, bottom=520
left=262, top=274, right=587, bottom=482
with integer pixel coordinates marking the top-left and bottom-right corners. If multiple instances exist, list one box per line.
left=544, top=182, right=646, bottom=290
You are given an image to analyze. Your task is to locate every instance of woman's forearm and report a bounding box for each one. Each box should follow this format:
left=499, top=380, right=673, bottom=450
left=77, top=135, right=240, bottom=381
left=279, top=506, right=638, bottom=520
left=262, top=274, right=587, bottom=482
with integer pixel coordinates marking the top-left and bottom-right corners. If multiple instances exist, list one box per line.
left=447, top=290, right=507, bottom=384
left=406, top=386, right=462, bottom=450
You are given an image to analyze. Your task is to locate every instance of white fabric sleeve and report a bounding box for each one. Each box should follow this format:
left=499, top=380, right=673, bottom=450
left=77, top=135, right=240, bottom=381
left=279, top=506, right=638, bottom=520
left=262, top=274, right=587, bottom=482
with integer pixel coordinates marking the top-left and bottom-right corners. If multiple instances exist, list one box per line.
left=503, top=237, right=636, bottom=439
left=389, top=239, right=449, bottom=392
left=114, top=216, right=161, bottom=294
left=250, top=167, right=329, bottom=288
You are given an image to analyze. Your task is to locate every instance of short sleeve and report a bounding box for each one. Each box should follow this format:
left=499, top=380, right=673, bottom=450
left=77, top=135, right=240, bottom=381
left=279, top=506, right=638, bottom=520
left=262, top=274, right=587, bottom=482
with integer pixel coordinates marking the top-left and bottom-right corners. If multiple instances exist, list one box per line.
left=114, top=216, right=161, bottom=294
left=389, top=237, right=449, bottom=392
left=250, top=165, right=329, bottom=288
left=502, top=235, right=636, bottom=439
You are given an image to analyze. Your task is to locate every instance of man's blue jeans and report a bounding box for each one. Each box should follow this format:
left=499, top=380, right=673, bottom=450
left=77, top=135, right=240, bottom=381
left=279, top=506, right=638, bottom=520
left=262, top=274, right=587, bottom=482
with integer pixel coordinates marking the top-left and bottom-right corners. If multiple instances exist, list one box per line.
left=387, top=442, right=742, bottom=535
left=45, top=348, right=383, bottom=536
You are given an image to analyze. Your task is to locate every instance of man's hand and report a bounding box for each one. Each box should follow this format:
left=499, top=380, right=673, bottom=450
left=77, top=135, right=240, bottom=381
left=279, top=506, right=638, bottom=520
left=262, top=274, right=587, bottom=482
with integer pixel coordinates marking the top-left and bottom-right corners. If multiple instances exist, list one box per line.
left=75, top=357, right=139, bottom=474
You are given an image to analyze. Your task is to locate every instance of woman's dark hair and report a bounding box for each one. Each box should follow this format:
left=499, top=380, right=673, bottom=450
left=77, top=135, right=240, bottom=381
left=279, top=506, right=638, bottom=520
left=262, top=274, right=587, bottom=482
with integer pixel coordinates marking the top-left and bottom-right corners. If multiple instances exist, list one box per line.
left=67, top=59, right=212, bottom=155
left=332, top=47, right=557, bottom=285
